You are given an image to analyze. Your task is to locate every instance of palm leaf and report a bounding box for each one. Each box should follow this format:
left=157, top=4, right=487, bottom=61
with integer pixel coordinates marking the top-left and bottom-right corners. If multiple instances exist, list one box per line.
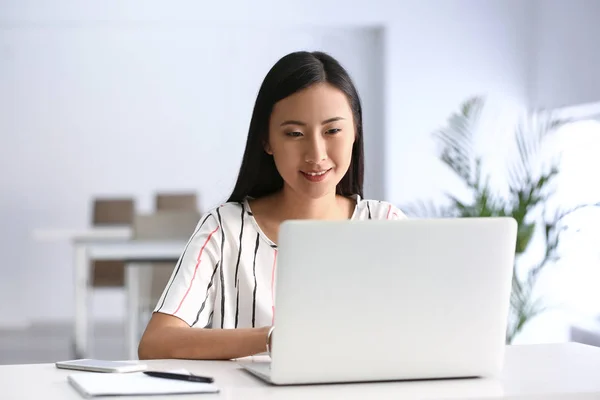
left=416, top=95, right=594, bottom=344
left=401, top=200, right=457, bottom=218
left=508, top=112, right=567, bottom=193
left=553, top=202, right=600, bottom=222
left=433, top=96, right=483, bottom=187
left=528, top=202, right=600, bottom=281
left=516, top=222, right=536, bottom=254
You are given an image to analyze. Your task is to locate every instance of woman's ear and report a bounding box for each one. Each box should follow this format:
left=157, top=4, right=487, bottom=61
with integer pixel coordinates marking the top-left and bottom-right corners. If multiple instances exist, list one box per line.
left=264, top=141, right=273, bottom=155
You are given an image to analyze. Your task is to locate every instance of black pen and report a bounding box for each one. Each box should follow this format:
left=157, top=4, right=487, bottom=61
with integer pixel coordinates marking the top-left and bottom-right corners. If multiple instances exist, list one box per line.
left=143, top=371, right=214, bottom=383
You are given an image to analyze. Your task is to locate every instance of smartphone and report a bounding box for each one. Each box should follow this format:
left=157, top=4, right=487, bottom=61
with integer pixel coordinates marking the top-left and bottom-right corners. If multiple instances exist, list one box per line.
left=55, top=359, right=148, bottom=373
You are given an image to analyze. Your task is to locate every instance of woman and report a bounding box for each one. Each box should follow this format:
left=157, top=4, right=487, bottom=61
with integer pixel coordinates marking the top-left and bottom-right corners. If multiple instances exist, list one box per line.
left=138, top=51, right=405, bottom=360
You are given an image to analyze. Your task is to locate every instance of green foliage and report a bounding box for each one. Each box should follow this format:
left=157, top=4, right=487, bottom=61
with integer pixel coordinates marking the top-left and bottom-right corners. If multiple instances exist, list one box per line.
left=405, top=96, right=599, bottom=343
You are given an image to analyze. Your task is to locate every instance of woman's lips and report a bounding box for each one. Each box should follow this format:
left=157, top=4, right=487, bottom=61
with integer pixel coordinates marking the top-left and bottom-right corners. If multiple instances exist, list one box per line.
left=300, top=168, right=332, bottom=182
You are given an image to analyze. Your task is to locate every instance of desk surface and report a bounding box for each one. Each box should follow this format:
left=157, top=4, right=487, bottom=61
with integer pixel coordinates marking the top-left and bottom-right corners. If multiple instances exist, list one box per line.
left=85, top=240, right=187, bottom=261
left=2, top=343, right=600, bottom=399
left=33, top=227, right=132, bottom=242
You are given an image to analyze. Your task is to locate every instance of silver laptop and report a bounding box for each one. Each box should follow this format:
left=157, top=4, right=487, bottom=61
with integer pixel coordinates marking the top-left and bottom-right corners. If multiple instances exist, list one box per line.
left=240, top=217, right=517, bottom=385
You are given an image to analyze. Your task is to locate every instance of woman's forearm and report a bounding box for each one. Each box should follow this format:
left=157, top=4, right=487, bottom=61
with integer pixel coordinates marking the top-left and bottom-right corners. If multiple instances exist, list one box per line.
left=138, top=325, right=270, bottom=360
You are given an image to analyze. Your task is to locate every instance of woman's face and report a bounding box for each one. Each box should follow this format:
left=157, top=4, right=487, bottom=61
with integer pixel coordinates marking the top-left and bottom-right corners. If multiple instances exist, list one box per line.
left=266, top=83, right=356, bottom=200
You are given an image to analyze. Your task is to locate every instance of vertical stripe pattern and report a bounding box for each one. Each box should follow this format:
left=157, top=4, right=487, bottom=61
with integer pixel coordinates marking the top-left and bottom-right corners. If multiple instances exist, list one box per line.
left=156, top=214, right=213, bottom=312
left=234, top=203, right=245, bottom=328
left=251, top=232, right=260, bottom=328
left=217, top=207, right=226, bottom=328
left=153, top=195, right=406, bottom=328
left=173, top=225, right=220, bottom=315
left=191, top=261, right=220, bottom=327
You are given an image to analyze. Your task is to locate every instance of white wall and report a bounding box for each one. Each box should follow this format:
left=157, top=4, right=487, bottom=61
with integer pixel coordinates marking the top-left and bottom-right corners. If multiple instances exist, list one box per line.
left=530, top=0, right=600, bottom=110
left=1, top=0, right=533, bottom=327
left=384, top=1, right=532, bottom=205
left=0, top=23, right=384, bottom=325
left=512, top=0, right=600, bottom=340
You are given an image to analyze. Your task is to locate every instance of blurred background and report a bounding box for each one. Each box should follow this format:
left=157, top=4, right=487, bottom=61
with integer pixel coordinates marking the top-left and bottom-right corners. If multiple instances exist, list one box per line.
left=1, top=0, right=599, bottom=364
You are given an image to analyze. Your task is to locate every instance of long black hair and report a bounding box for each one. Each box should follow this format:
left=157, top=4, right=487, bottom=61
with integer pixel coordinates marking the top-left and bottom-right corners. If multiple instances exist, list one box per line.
left=227, top=51, right=364, bottom=203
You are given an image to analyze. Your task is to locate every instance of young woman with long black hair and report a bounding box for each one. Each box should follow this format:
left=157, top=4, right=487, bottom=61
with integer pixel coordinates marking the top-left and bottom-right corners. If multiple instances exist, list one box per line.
left=138, top=51, right=405, bottom=360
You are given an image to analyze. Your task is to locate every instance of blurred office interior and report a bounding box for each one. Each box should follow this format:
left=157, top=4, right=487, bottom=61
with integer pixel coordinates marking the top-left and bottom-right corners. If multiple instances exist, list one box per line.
left=1, top=0, right=599, bottom=364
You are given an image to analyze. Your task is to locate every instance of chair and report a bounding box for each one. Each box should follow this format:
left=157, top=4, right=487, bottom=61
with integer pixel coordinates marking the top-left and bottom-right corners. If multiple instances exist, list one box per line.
left=151, top=191, right=200, bottom=312
left=130, top=210, right=201, bottom=347
left=93, top=198, right=135, bottom=226
left=155, top=192, right=198, bottom=212
left=91, top=198, right=135, bottom=287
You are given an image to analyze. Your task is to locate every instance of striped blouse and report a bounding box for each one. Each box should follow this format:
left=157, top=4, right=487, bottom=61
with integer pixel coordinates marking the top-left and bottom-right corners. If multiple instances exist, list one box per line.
left=153, top=195, right=406, bottom=329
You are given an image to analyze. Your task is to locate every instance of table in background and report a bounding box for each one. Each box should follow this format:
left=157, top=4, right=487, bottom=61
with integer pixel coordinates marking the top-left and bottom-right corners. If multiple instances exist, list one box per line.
left=33, top=227, right=185, bottom=359
left=79, top=239, right=186, bottom=359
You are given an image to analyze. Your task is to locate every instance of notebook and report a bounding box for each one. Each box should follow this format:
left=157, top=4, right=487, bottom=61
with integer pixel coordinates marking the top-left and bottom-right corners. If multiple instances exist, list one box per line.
left=67, top=369, right=219, bottom=398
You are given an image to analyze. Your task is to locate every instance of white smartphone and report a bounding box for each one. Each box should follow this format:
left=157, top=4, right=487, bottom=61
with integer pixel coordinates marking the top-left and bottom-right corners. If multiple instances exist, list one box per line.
left=55, top=359, right=148, bottom=373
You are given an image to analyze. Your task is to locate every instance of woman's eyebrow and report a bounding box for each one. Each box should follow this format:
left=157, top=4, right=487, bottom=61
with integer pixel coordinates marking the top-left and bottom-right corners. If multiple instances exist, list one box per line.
left=322, top=117, right=345, bottom=124
left=280, top=120, right=306, bottom=127
left=280, top=117, right=345, bottom=127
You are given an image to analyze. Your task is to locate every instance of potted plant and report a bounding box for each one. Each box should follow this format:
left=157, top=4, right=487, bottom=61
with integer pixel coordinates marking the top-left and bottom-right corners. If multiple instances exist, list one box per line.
left=403, top=96, right=599, bottom=343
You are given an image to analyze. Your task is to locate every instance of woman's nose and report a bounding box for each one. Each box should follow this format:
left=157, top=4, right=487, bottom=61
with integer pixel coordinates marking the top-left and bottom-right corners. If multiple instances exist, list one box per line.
left=304, top=136, right=328, bottom=164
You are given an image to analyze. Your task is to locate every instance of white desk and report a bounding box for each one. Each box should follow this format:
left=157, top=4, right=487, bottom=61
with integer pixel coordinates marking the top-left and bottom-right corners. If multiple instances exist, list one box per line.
left=2, top=343, right=600, bottom=399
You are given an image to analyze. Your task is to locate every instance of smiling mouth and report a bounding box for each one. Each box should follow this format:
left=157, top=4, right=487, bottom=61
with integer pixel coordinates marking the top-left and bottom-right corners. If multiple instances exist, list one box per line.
left=303, top=170, right=330, bottom=176
left=300, top=168, right=332, bottom=182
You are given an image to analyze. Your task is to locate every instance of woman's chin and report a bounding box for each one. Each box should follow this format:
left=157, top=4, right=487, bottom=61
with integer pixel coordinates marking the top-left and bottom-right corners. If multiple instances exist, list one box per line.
left=292, top=181, right=339, bottom=200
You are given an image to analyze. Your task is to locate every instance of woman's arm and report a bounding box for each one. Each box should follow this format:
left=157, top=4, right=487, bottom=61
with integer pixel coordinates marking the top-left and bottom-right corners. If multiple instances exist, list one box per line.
left=138, top=312, right=271, bottom=360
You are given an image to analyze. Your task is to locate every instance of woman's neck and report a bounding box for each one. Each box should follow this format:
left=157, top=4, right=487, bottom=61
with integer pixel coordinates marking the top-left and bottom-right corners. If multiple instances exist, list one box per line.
left=274, top=187, right=350, bottom=221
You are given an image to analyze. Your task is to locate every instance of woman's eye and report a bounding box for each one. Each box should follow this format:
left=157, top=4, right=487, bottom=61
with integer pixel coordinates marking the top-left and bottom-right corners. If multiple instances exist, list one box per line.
left=286, top=131, right=303, bottom=137
left=326, top=128, right=341, bottom=135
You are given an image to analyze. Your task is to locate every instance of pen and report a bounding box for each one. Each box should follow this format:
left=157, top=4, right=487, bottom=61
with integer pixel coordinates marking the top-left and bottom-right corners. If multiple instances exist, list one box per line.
left=143, top=371, right=214, bottom=383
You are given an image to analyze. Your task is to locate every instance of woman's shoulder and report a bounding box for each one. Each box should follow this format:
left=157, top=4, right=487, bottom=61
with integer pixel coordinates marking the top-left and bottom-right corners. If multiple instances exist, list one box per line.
left=354, top=196, right=407, bottom=220
left=201, top=201, right=250, bottom=224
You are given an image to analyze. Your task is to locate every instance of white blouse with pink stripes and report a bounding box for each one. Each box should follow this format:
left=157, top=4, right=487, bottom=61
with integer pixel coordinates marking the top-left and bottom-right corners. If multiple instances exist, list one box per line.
left=153, top=195, right=406, bottom=329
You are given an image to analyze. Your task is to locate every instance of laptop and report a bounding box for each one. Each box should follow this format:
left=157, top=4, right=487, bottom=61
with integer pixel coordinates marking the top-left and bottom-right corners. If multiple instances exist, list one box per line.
left=240, top=217, right=517, bottom=385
